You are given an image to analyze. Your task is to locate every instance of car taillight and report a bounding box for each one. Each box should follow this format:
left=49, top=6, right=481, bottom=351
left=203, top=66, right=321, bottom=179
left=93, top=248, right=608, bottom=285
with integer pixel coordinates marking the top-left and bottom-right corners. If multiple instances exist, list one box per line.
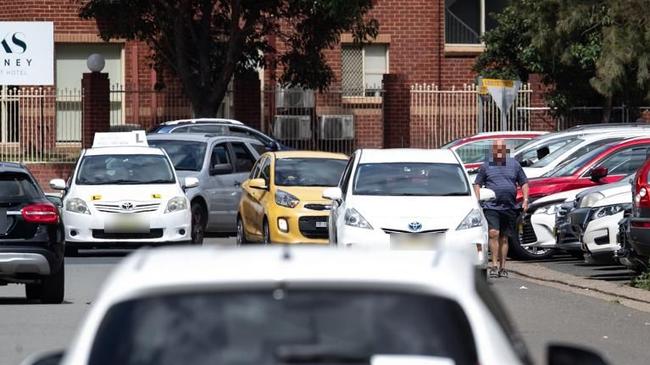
left=21, top=203, right=59, bottom=224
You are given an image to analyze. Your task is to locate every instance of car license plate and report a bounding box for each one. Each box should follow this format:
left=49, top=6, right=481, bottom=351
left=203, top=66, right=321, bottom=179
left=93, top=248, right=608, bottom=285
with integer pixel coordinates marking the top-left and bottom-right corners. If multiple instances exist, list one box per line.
left=390, top=233, right=440, bottom=250
left=105, top=214, right=149, bottom=233
left=315, top=221, right=327, bottom=228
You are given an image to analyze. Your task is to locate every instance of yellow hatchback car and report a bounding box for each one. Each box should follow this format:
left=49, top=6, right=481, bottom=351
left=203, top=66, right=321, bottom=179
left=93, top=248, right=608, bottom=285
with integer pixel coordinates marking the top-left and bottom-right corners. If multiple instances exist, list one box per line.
left=237, top=151, right=348, bottom=244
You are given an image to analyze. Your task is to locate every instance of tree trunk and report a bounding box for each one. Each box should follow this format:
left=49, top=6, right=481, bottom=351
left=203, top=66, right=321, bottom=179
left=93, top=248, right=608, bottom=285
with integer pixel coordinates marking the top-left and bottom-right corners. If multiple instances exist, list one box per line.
left=601, top=95, right=613, bottom=123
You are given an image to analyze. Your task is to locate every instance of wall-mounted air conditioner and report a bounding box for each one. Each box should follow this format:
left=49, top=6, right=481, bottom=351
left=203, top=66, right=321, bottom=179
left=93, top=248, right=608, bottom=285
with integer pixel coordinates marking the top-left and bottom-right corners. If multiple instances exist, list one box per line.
left=273, top=115, right=312, bottom=140
left=319, top=115, right=354, bottom=140
left=275, top=88, right=315, bottom=108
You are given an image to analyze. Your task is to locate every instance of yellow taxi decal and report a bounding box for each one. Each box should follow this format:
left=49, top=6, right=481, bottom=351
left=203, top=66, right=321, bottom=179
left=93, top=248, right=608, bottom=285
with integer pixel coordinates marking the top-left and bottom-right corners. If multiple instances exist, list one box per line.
left=91, top=194, right=102, bottom=201
left=152, top=193, right=162, bottom=199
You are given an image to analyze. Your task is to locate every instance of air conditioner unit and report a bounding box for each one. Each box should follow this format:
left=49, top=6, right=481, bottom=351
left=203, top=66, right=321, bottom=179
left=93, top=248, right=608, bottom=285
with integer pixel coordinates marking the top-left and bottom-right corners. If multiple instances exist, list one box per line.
left=275, top=88, right=315, bottom=108
left=319, top=115, right=354, bottom=140
left=273, top=115, right=312, bottom=140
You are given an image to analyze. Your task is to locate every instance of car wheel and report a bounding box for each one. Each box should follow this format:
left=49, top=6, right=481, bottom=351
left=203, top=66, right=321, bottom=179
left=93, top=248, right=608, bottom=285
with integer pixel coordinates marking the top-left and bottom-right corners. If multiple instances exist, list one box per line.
left=25, top=262, right=65, bottom=304
left=509, top=235, right=554, bottom=260
left=236, top=216, right=249, bottom=245
left=191, top=203, right=206, bottom=245
left=263, top=219, right=271, bottom=245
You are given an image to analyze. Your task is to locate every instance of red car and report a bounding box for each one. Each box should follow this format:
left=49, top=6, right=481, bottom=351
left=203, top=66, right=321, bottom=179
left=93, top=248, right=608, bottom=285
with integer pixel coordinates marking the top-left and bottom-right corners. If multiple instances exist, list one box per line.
left=630, top=159, right=650, bottom=257
left=443, top=131, right=547, bottom=170
left=521, top=137, right=650, bottom=202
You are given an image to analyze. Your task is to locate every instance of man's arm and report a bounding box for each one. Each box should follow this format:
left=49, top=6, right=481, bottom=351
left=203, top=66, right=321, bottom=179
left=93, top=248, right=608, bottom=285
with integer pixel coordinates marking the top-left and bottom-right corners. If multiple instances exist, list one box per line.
left=521, top=183, right=529, bottom=211
left=473, top=184, right=481, bottom=200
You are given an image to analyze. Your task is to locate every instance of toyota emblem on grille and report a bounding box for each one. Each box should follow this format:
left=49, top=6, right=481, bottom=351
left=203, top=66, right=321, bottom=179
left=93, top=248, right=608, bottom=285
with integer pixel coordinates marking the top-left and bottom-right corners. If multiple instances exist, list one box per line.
left=121, top=202, right=134, bottom=211
left=408, top=221, right=422, bottom=232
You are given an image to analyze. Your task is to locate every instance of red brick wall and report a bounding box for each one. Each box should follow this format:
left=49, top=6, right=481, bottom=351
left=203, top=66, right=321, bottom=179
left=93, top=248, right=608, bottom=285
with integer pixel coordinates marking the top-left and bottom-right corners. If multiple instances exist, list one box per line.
left=26, top=163, right=75, bottom=192
left=383, top=74, right=411, bottom=148
left=441, top=57, right=477, bottom=88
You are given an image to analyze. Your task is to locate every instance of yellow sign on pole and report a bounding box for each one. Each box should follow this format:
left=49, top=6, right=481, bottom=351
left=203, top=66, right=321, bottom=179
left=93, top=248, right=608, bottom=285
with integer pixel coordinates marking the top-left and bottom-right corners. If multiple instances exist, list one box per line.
left=479, top=78, right=514, bottom=94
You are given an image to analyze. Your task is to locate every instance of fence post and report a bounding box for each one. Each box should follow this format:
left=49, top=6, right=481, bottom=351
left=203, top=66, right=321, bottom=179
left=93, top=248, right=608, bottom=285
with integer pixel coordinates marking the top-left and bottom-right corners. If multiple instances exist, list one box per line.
left=82, top=72, right=110, bottom=149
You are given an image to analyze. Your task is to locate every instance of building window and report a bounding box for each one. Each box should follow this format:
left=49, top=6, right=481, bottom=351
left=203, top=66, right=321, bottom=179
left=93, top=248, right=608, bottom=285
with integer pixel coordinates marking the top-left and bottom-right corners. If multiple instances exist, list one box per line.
left=341, top=44, right=388, bottom=97
left=445, top=0, right=509, bottom=44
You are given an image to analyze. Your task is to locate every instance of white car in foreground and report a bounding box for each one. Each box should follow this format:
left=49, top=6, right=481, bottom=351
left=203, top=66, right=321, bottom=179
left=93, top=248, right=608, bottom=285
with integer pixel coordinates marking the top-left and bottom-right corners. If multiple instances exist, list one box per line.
left=50, top=132, right=197, bottom=254
left=323, top=149, right=492, bottom=269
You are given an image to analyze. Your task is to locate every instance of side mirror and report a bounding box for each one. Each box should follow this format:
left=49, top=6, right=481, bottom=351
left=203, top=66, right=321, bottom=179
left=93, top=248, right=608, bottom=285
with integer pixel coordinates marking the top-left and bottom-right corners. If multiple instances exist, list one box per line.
left=322, top=187, right=342, bottom=201
left=520, top=159, right=532, bottom=167
left=537, top=146, right=550, bottom=160
left=479, top=188, right=496, bottom=202
left=547, top=344, right=609, bottom=365
left=248, top=178, right=268, bottom=190
left=49, top=179, right=66, bottom=191
left=183, top=177, right=199, bottom=189
left=20, top=350, right=64, bottom=365
left=210, top=163, right=233, bottom=175
left=590, top=166, right=608, bottom=182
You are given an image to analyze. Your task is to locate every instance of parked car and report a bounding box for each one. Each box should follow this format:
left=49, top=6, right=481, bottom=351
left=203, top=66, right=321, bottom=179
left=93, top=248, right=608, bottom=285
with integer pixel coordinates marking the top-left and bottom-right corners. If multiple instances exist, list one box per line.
left=322, top=148, right=493, bottom=271
left=629, top=157, right=650, bottom=260
left=0, top=162, right=65, bottom=303
left=615, top=212, right=647, bottom=273
left=147, top=133, right=265, bottom=237
left=237, top=151, right=348, bottom=244
left=148, top=118, right=287, bottom=151
left=442, top=131, right=546, bottom=169
left=555, top=200, right=584, bottom=258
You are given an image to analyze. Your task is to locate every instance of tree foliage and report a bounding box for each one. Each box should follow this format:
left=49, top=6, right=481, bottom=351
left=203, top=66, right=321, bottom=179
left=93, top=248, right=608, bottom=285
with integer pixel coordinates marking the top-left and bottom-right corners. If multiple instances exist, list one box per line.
left=474, top=0, right=650, bottom=121
left=80, top=0, right=378, bottom=117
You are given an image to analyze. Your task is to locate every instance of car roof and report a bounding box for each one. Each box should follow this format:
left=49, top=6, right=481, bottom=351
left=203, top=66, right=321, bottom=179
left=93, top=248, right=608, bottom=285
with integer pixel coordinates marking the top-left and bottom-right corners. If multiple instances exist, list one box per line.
left=98, top=246, right=476, bottom=304
left=568, top=122, right=650, bottom=130
left=272, top=151, right=348, bottom=160
left=358, top=148, right=460, bottom=164
left=0, top=161, right=27, bottom=174
left=459, top=131, right=547, bottom=139
left=84, top=146, right=165, bottom=156
left=162, top=118, right=244, bottom=126
left=146, top=133, right=261, bottom=144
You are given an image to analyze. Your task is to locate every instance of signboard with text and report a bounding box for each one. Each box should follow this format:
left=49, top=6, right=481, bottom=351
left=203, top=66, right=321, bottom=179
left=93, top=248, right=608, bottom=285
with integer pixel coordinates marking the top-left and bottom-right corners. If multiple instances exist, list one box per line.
left=0, top=22, right=53, bottom=85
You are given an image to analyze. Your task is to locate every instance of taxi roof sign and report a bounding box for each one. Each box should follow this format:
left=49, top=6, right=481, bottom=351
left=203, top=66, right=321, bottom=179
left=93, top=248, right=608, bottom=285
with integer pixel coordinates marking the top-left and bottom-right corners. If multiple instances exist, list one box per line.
left=92, top=131, right=148, bottom=148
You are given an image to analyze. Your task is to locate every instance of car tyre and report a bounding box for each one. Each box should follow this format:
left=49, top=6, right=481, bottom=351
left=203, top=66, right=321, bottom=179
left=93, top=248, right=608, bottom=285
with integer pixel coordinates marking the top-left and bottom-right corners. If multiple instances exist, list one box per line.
left=509, top=235, right=554, bottom=260
left=191, top=203, right=206, bottom=245
left=236, top=215, right=249, bottom=245
left=25, top=262, right=65, bottom=304
left=263, top=218, right=271, bottom=245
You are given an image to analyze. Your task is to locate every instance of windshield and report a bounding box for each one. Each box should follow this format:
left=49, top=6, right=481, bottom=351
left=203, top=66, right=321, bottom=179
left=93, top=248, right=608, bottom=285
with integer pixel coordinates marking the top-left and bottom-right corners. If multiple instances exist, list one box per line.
left=275, top=158, right=347, bottom=187
left=544, top=145, right=610, bottom=177
left=88, top=290, right=478, bottom=365
left=515, top=137, right=576, bottom=164
left=353, top=163, right=469, bottom=196
left=0, top=173, right=41, bottom=203
left=148, top=140, right=206, bottom=171
left=530, top=138, right=584, bottom=168
left=76, top=154, right=175, bottom=185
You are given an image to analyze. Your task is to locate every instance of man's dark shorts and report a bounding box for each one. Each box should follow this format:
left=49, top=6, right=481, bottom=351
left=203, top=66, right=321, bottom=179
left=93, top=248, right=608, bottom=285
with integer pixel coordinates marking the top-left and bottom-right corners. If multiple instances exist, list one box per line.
left=484, top=209, right=518, bottom=237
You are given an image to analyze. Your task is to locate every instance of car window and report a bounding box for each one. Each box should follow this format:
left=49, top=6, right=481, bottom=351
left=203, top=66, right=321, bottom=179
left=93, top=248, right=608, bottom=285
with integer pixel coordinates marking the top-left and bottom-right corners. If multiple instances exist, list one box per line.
left=0, top=172, right=42, bottom=202
left=339, top=155, right=355, bottom=196
left=547, top=137, right=624, bottom=170
left=231, top=142, right=257, bottom=173
left=531, top=138, right=584, bottom=168
left=148, top=140, right=207, bottom=172
left=249, top=156, right=265, bottom=179
left=275, top=158, right=347, bottom=187
left=250, top=142, right=269, bottom=155
left=454, top=140, right=492, bottom=164
left=593, top=147, right=650, bottom=176
left=353, top=163, right=470, bottom=196
left=210, top=144, right=231, bottom=167
left=189, top=125, right=229, bottom=134
left=507, top=139, right=530, bottom=149
left=76, top=155, right=175, bottom=185
left=517, top=137, right=576, bottom=165
left=229, top=126, right=270, bottom=145
left=170, top=126, right=191, bottom=134
left=88, top=290, right=479, bottom=365
left=545, top=144, right=610, bottom=177
left=260, top=158, right=271, bottom=185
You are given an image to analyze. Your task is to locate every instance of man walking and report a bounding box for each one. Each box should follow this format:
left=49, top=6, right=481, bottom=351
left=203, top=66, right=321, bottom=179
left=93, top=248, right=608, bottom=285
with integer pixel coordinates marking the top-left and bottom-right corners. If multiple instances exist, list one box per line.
left=473, top=139, right=529, bottom=278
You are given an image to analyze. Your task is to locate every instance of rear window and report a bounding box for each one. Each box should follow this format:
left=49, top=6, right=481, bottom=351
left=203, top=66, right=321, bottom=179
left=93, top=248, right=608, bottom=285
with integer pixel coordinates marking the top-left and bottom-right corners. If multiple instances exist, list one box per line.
left=88, top=290, right=479, bottom=365
left=0, top=172, right=41, bottom=203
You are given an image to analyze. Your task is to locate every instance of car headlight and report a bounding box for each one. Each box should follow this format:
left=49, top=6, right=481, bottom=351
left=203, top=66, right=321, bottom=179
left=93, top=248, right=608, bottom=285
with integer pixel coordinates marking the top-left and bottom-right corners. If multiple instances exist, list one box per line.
left=65, top=198, right=90, bottom=215
left=275, top=190, right=300, bottom=208
left=165, top=196, right=188, bottom=213
left=537, top=203, right=562, bottom=215
left=579, top=192, right=605, bottom=208
left=456, top=209, right=483, bottom=230
left=344, top=208, right=373, bottom=229
left=591, top=203, right=630, bottom=220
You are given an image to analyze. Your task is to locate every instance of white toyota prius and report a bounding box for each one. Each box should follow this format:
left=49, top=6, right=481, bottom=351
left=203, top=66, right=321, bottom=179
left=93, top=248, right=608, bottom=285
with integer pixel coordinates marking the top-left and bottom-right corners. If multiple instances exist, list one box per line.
left=323, top=149, right=493, bottom=269
left=50, top=132, right=197, bottom=254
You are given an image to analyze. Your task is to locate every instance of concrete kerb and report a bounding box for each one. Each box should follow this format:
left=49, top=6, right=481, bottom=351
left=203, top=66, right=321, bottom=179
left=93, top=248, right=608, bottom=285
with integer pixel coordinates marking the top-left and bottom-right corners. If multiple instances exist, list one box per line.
left=508, top=261, right=650, bottom=313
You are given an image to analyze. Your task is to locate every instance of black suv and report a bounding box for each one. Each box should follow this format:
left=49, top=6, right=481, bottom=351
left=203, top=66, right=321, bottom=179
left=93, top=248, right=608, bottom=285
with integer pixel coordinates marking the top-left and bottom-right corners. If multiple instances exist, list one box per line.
left=0, top=163, right=64, bottom=303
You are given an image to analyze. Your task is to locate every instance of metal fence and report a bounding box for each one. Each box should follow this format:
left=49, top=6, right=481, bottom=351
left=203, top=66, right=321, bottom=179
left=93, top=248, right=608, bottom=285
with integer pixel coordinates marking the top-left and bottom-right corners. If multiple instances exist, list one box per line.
left=0, top=87, right=82, bottom=163
left=263, top=88, right=383, bottom=155
left=410, top=83, right=532, bottom=148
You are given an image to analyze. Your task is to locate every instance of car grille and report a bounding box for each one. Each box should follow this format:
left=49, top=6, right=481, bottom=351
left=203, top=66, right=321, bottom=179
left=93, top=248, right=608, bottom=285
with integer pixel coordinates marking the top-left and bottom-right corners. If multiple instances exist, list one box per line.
left=304, top=203, right=331, bottom=211
left=94, top=201, right=160, bottom=213
left=520, top=214, right=537, bottom=244
left=298, top=216, right=328, bottom=239
left=92, top=229, right=163, bottom=239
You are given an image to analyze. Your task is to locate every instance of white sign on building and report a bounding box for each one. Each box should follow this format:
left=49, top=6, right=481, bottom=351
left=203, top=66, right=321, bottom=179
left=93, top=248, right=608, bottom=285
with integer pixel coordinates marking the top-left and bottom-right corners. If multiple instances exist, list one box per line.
left=0, top=22, right=54, bottom=85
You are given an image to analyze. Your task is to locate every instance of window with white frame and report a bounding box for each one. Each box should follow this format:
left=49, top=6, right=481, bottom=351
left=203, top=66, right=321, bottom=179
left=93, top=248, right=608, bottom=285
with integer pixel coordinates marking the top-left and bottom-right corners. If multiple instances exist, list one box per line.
left=341, top=44, right=388, bottom=97
left=445, top=0, right=509, bottom=44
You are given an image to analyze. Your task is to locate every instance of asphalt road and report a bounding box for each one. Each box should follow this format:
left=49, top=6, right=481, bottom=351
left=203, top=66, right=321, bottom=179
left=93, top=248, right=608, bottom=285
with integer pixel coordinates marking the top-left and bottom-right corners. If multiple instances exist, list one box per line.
left=1, top=239, right=650, bottom=365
